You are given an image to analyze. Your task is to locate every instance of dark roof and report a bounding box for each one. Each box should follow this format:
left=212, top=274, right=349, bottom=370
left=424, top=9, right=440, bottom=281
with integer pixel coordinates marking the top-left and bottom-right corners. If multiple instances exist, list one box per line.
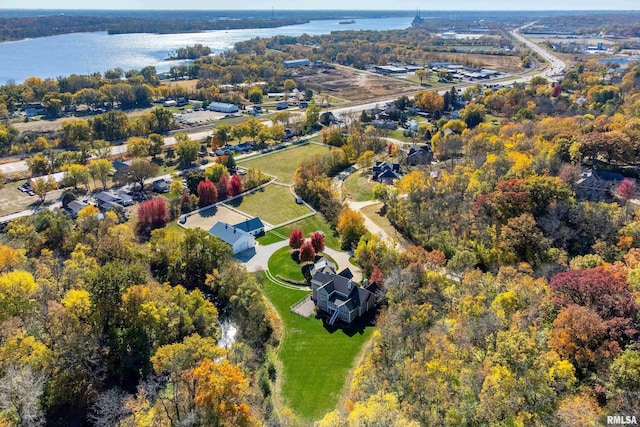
left=233, top=217, right=265, bottom=233
left=95, top=191, right=119, bottom=203
left=593, top=170, right=624, bottom=182
left=338, top=268, right=353, bottom=279
left=378, top=169, right=401, bottom=180
left=312, top=270, right=375, bottom=313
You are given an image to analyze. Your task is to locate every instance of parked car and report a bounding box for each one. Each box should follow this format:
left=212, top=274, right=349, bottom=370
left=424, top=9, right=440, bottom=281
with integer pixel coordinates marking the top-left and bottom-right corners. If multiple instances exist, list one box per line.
left=237, top=169, right=247, bottom=176
left=295, top=196, right=303, bottom=204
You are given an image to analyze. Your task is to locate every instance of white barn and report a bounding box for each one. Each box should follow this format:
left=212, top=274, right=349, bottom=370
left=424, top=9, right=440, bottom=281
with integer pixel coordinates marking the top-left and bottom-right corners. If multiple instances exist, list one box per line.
left=209, top=222, right=255, bottom=255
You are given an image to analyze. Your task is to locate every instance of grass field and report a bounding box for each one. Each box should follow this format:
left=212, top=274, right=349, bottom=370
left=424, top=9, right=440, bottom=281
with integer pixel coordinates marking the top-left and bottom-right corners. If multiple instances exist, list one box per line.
left=226, top=184, right=312, bottom=226
left=184, top=204, right=250, bottom=231
left=237, top=144, right=331, bottom=184
left=360, top=203, right=412, bottom=248
left=268, top=247, right=336, bottom=281
left=262, top=274, right=375, bottom=421
left=257, top=214, right=339, bottom=250
left=343, top=172, right=376, bottom=202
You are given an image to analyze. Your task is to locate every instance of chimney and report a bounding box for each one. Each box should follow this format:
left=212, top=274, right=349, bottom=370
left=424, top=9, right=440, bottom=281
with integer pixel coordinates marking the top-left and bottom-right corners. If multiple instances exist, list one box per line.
left=348, top=281, right=352, bottom=291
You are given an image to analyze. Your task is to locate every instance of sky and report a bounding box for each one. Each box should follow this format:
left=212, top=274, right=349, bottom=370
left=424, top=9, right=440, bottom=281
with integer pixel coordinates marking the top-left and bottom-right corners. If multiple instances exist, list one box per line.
left=0, top=0, right=638, bottom=10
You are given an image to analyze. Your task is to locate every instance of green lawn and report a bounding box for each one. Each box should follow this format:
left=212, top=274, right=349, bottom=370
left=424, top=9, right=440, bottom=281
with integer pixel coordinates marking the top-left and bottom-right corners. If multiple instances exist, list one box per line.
left=237, top=144, right=331, bottom=184
left=257, top=214, right=339, bottom=250
left=269, top=246, right=336, bottom=281
left=226, top=184, right=312, bottom=226
left=262, top=274, right=375, bottom=421
left=386, top=128, right=414, bottom=143
left=343, top=172, right=376, bottom=202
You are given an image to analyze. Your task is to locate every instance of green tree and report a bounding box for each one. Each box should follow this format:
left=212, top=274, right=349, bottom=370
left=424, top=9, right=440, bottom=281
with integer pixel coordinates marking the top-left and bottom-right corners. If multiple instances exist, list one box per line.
left=174, top=133, right=199, bottom=166
left=126, top=137, right=151, bottom=158
left=305, top=100, right=321, bottom=130
left=62, top=164, right=90, bottom=190
left=88, top=159, right=113, bottom=190
left=248, top=86, right=263, bottom=104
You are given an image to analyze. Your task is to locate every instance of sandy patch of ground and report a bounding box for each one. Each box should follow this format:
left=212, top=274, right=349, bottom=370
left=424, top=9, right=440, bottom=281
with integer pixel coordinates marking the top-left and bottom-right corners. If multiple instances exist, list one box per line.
left=183, top=204, right=251, bottom=231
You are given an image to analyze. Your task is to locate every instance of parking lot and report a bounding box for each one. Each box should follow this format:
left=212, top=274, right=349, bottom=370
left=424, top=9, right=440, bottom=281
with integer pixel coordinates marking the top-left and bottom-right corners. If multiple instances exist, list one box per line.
left=173, top=110, right=226, bottom=126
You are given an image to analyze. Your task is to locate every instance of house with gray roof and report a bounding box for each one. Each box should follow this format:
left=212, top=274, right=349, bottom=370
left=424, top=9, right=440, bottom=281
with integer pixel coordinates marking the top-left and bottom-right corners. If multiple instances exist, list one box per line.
left=209, top=221, right=255, bottom=255
left=233, top=217, right=265, bottom=236
left=310, top=260, right=378, bottom=325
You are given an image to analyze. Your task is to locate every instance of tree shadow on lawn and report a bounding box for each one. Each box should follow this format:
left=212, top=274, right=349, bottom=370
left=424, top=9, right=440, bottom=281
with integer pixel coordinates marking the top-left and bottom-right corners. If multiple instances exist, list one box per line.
left=226, top=196, right=243, bottom=208
left=319, top=306, right=380, bottom=338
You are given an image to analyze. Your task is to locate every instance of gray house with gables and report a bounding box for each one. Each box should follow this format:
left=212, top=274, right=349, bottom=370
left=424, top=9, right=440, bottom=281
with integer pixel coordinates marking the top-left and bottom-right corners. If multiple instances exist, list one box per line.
left=310, top=258, right=378, bottom=325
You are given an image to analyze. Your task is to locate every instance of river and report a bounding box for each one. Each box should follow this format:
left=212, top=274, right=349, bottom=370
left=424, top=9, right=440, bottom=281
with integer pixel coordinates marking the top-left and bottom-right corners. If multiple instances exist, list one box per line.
left=0, top=17, right=413, bottom=84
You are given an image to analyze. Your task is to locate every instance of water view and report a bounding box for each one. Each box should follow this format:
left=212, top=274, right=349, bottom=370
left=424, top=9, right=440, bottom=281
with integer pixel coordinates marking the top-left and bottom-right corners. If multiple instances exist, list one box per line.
left=0, top=16, right=413, bottom=84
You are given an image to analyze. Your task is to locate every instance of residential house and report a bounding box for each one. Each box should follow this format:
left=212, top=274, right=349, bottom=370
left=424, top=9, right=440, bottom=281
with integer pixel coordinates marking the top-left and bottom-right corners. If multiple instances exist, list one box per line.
left=310, top=259, right=378, bottom=325
left=371, top=119, right=398, bottom=130
left=575, top=169, right=624, bottom=201
left=65, top=200, right=89, bottom=219
left=406, top=145, right=433, bottom=166
left=209, top=222, right=255, bottom=255
left=94, top=191, right=133, bottom=210
left=233, top=217, right=265, bottom=236
left=372, top=161, right=401, bottom=183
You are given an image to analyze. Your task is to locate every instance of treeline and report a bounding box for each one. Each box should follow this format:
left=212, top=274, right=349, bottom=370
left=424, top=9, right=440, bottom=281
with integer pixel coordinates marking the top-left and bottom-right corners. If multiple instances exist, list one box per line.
left=167, top=44, right=212, bottom=60
left=0, top=15, right=306, bottom=42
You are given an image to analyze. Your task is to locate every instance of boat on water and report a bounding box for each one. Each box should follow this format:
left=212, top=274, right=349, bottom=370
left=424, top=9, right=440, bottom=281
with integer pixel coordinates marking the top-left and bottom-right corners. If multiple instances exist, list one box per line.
left=338, top=19, right=356, bottom=25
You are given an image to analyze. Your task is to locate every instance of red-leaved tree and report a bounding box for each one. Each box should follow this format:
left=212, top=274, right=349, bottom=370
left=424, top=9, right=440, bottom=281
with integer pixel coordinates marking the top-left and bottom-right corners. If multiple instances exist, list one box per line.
left=299, top=241, right=316, bottom=263
left=370, top=266, right=384, bottom=286
left=228, top=174, right=243, bottom=197
left=137, top=198, right=168, bottom=231
left=310, top=232, right=325, bottom=253
left=551, top=83, right=562, bottom=98
left=550, top=267, right=638, bottom=342
left=197, top=179, right=218, bottom=208
left=217, top=175, right=228, bottom=200
left=289, top=229, right=304, bottom=251
left=616, top=178, right=636, bottom=203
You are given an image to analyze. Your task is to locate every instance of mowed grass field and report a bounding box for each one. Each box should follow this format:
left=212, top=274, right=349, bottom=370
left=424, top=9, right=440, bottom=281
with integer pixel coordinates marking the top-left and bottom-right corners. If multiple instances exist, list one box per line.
left=343, top=172, right=376, bottom=202
left=238, top=144, right=331, bottom=184
left=262, top=274, right=375, bottom=421
left=226, top=184, right=312, bottom=226
left=257, top=214, right=340, bottom=250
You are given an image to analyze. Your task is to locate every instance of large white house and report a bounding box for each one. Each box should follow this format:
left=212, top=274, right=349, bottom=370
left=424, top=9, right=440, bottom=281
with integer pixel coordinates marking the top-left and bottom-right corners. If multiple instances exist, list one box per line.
left=209, top=222, right=255, bottom=255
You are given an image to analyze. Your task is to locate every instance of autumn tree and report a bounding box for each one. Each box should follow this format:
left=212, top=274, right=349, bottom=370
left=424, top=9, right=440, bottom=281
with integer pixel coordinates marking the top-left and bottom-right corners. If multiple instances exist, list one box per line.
left=299, top=241, right=316, bottom=263
left=228, top=174, right=243, bottom=197
left=126, top=137, right=151, bottom=158
left=88, top=159, right=113, bottom=190
left=337, top=208, right=366, bottom=250
left=549, top=305, right=614, bottom=375
left=175, top=133, right=199, bottom=166
left=415, top=90, right=444, bottom=114
left=127, top=159, right=159, bottom=191
left=137, top=198, right=168, bottom=233
left=30, top=176, right=57, bottom=204
left=62, top=163, right=90, bottom=190
left=217, top=175, right=229, bottom=201
left=289, top=229, right=304, bottom=251
left=310, top=232, right=325, bottom=253
left=197, top=179, right=218, bottom=208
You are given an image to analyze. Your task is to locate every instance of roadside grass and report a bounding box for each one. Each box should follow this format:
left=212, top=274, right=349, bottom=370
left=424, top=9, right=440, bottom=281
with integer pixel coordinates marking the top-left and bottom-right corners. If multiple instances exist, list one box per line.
left=386, top=128, right=414, bottom=143
left=343, top=172, right=375, bottom=202
left=360, top=202, right=412, bottom=247
left=268, top=246, right=336, bottom=281
left=237, top=144, right=331, bottom=184
left=226, top=184, right=312, bottom=226
left=262, top=273, right=375, bottom=421
left=257, top=214, right=339, bottom=250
